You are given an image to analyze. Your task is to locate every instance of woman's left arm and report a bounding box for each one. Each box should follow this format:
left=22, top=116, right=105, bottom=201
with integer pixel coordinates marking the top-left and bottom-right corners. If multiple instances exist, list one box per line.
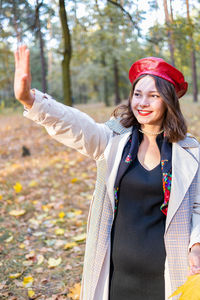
left=188, top=146, right=200, bottom=275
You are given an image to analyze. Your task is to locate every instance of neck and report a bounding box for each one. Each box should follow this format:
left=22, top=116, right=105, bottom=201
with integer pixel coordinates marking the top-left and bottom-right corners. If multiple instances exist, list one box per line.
left=141, top=124, right=163, bottom=133
left=139, top=125, right=163, bottom=142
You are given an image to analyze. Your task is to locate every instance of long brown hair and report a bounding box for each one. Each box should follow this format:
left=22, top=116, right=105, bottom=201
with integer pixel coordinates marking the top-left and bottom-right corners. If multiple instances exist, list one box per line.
left=112, top=74, right=187, bottom=143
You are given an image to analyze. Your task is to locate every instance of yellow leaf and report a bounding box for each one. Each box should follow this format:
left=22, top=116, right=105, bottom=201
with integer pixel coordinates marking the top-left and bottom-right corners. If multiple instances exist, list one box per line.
left=55, top=228, right=65, bottom=235
left=59, top=211, right=65, bottom=219
left=9, top=209, right=26, bottom=217
left=64, top=242, right=77, bottom=250
left=9, top=273, right=22, bottom=279
left=13, top=182, right=22, bottom=193
left=67, top=282, right=81, bottom=300
left=19, top=243, right=25, bottom=249
left=169, top=274, right=200, bottom=299
left=28, top=290, right=35, bottom=298
left=73, top=209, right=82, bottom=216
left=71, top=178, right=78, bottom=183
left=42, top=205, right=49, bottom=212
left=48, top=257, right=62, bottom=268
left=73, top=233, right=87, bottom=242
left=0, top=195, right=3, bottom=200
left=23, top=276, right=34, bottom=287
left=28, top=180, right=38, bottom=187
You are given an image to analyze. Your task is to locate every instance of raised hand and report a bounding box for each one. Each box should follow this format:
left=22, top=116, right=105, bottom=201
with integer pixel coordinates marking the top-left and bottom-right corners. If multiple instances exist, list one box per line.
left=14, top=45, right=34, bottom=108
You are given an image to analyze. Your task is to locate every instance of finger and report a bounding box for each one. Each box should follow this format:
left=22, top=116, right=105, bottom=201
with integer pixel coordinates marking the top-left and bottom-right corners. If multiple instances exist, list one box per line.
left=14, top=50, right=19, bottom=68
left=192, top=256, right=200, bottom=268
left=19, top=44, right=26, bottom=61
left=188, top=266, right=200, bottom=276
left=24, top=49, right=31, bottom=79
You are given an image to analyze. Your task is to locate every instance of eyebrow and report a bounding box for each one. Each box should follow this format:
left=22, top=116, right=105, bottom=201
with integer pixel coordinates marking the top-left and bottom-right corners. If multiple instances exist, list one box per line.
left=135, top=89, right=159, bottom=93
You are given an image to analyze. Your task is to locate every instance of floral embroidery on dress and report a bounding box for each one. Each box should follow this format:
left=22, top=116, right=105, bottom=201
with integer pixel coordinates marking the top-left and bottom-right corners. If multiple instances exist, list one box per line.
left=160, top=159, right=172, bottom=215
left=125, top=153, right=132, bottom=163
left=114, top=187, right=119, bottom=216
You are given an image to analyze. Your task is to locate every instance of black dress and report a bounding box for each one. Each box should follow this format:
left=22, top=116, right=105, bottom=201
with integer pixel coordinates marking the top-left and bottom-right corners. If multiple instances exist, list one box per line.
left=109, top=155, right=166, bottom=300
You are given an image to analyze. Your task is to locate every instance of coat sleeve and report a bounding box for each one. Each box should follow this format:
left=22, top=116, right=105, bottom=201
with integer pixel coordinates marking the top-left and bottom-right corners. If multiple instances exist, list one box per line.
left=23, top=89, right=112, bottom=160
left=188, top=145, right=200, bottom=250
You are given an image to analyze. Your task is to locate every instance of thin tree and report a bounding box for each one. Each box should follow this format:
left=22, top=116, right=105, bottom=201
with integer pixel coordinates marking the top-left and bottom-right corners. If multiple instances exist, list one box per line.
left=59, top=0, right=72, bottom=106
left=163, top=0, right=175, bottom=66
left=186, top=0, right=198, bottom=102
left=35, top=0, right=47, bottom=93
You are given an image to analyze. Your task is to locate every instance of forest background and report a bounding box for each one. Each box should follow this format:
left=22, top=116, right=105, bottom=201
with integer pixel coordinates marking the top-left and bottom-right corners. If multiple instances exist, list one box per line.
left=1, top=0, right=200, bottom=299
left=1, top=0, right=200, bottom=108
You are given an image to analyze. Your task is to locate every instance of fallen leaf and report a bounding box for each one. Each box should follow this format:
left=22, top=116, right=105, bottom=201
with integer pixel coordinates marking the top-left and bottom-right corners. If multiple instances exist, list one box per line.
left=28, top=289, right=35, bottom=298
left=73, top=233, right=86, bottom=242
left=67, top=282, right=81, bottom=300
left=23, top=276, right=34, bottom=287
left=0, top=195, right=2, bottom=200
left=25, top=250, right=35, bottom=259
left=48, top=257, right=62, bottom=268
left=59, top=211, right=65, bottom=219
left=169, top=274, right=200, bottom=299
left=73, top=209, right=82, bottom=216
left=71, top=178, right=78, bottom=183
left=5, top=235, right=13, bottom=243
left=13, top=182, right=22, bottom=193
left=9, top=273, right=22, bottom=279
left=9, top=209, right=26, bottom=217
left=55, top=228, right=65, bottom=235
left=42, top=205, right=49, bottom=212
left=23, top=261, right=33, bottom=266
left=19, top=243, right=25, bottom=249
left=28, top=180, right=38, bottom=187
left=37, top=254, right=44, bottom=265
left=64, top=242, right=77, bottom=250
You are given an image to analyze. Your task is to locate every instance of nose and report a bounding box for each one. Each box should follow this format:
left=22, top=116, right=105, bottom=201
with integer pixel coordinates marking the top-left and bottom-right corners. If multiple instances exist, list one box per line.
left=139, top=95, right=150, bottom=107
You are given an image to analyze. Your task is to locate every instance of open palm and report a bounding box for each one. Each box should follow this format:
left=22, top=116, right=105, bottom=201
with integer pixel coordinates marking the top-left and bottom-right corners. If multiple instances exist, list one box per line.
left=14, top=45, right=33, bottom=106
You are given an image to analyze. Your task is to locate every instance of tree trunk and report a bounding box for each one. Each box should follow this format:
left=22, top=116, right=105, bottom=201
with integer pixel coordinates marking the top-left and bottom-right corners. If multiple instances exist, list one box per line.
left=101, top=53, right=109, bottom=107
left=186, top=0, right=198, bottom=102
left=47, top=17, right=53, bottom=94
left=59, top=0, right=72, bottom=106
left=35, top=0, right=47, bottom=93
left=113, top=58, right=121, bottom=105
left=163, top=0, right=175, bottom=66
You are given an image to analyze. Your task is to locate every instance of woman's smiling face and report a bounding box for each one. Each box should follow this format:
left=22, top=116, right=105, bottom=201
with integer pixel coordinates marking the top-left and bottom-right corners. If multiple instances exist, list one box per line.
left=131, top=75, right=167, bottom=128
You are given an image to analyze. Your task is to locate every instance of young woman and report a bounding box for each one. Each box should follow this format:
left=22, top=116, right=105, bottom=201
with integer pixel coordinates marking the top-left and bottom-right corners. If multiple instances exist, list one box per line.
left=14, top=45, right=200, bottom=300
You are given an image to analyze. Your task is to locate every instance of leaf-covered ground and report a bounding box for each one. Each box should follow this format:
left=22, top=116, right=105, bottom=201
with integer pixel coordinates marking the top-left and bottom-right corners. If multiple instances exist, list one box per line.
left=0, top=98, right=199, bottom=299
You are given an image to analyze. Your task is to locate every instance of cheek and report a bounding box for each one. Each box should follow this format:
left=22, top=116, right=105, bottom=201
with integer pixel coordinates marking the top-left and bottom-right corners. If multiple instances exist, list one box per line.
left=131, top=98, right=138, bottom=110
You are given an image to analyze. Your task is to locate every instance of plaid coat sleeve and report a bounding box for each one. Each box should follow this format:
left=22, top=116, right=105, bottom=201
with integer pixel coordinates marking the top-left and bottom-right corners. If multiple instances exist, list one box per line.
left=189, top=144, right=200, bottom=249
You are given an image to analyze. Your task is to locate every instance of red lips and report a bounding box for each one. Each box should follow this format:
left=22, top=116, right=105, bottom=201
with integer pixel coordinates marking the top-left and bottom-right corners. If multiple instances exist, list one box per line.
left=138, top=110, right=152, bottom=116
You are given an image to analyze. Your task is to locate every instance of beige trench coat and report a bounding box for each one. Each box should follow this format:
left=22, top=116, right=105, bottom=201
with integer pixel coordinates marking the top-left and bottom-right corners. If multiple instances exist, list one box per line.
left=24, top=90, right=200, bottom=300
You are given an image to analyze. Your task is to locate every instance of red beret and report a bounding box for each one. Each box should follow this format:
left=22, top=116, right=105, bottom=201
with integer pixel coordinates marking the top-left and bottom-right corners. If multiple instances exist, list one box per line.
left=129, top=57, right=188, bottom=98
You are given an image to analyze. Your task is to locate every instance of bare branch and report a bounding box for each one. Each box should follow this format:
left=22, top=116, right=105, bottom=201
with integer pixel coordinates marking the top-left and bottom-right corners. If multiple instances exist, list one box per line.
left=107, top=0, right=136, bottom=27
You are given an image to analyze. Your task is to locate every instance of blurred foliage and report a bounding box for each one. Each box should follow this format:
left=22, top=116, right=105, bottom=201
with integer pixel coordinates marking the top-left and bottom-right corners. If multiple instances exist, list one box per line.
left=0, top=0, right=200, bottom=107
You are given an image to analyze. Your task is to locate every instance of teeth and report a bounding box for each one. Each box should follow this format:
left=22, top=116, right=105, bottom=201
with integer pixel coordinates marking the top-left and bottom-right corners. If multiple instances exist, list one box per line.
left=139, top=110, right=151, bottom=114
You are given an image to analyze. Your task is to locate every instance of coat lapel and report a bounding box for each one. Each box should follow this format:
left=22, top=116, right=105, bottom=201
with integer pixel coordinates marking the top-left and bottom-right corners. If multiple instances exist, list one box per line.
left=104, top=132, right=131, bottom=213
left=165, top=137, right=199, bottom=233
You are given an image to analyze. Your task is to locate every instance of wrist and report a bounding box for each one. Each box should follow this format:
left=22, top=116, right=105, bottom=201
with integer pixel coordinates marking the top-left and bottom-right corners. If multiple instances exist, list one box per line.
left=23, top=90, right=35, bottom=109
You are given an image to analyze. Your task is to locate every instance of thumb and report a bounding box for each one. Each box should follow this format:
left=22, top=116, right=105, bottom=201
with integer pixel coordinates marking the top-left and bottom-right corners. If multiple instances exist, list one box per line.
left=189, top=252, right=200, bottom=268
